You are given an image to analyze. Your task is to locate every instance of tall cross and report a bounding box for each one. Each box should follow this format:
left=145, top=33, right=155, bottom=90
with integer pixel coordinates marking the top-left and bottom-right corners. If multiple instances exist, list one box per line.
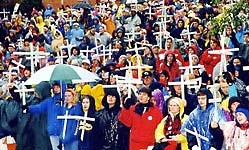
left=14, top=82, right=34, bottom=113
left=179, top=54, right=204, bottom=74
left=145, top=5, right=156, bottom=19
left=13, top=43, right=49, bottom=75
left=80, top=46, right=95, bottom=58
left=208, top=30, right=239, bottom=75
left=157, top=5, right=173, bottom=31
left=11, top=59, right=25, bottom=73
left=0, top=8, right=10, bottom=19
left=117, top=64, right=143, bottom=98
left=57, top=111, right=95, bottom=139
left=98, top=44, right=119, bottom=65
left=185, top=127, right=209, bottom=149
left=180, top=26, right=197, bottom=46
left=207, top=83, right=222, bottom=122
left=60, top=44, right=77, bottom=57
left=153, top=22, right=170, bottom=49
left=16, top=37, right=24, bottom=50
left=168, top=75, right=197, bottom=101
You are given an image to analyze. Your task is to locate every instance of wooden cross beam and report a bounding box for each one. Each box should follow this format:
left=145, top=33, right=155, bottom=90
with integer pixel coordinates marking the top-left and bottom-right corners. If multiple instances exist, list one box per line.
left=208, top=30, right=239, bottom=75
left=60, top=44, right=77, bottom=57
left=168, top=75, right=197, bottom=101
left=57, top=111, right=95, bottom=139
left=180, top=27, right=197, bottom=46
left=185, top=127, right=209, bottom=149
left=16, top=37, right=24, bottom=50
left=14, top=82, right=34, bottom=113
left=0, top=8, right=10, bottom=19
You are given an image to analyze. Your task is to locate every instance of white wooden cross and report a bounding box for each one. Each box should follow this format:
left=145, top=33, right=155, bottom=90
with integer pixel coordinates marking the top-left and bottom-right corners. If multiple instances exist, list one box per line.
left=60, top=44, right=77, bottom=57
left=243, top=66, right=249, bottom=71
left=124, top=28, right=141, bottom=48
left=14, top=82, right=34, bottom=113
left=0, top=8, right=10, bottom=19
left=80, top=46, right=95, bottom=58
left=207, top=83, right=222, bottom=122
left=91, top=44, right=104, bottom=55
left=16, top=37, right=24, bottom=50
left=57, top=111, right=95, bottom=139
left=13, top=43, right=49, bottom=75
left=208, top=30, right=239, bottom=75
left=153, top=22, right=170, bottom=49
left=11, top=59, right=25, bottom=73
left=124, top=44, right=153, bottom=80
left=180, top=26, right=197, bottom=46
left=117, top=64, right=143, bottom=98
left=168, top=75, right=197, bottom=101
left=185, top=127, right=209, bottom=149
left=3, top=66, right=18, bottom=84
left=157, top=5, right=173, bottom=31
left=98, top=44, right=119, bottom=65
left=145, top=5, right=156, bottom=19
left=179, top=54, right=204, bottom=74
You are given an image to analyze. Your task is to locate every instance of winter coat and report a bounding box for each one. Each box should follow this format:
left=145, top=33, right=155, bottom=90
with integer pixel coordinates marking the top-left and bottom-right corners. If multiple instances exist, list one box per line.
left=119, top=103, right=163, bottom=150
left=221, top=121, right=249, bottom=150
left=155, top=97, right=188, bottom=150
left=93, top=91, right=129, bottom=150
left=59, top=103, right=83, bottom=144
left=28, top=81, right=66, bottom=136
left=181, top=104, right=226, bottom=150
left=16, top=81, right=52, bottom=150
left=71, top=27, right=84, bottom=47
left=199, top=46, right=221, bottom=75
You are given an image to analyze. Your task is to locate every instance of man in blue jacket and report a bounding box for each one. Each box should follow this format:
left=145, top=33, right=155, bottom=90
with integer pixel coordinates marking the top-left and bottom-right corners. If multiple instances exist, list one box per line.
left=27, top=81, right=66, bottom=150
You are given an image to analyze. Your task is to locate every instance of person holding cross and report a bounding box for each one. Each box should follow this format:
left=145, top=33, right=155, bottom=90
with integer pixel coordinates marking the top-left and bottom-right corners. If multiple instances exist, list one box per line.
left=26, top=80, right=66, bottom=150
left=58, top=88, right=82, bottom=150
left=119, top=87, right=163, bottom=150
left=181, top=88, right=226, bottom=150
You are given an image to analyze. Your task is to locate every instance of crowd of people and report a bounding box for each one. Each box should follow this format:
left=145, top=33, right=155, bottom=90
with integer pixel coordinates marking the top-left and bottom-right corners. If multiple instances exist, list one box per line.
left=0, top=0, right=249, bottom=150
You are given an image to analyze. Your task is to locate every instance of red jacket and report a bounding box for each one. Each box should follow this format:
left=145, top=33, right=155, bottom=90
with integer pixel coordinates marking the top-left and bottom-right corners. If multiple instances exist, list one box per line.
left=199, top=46, right=221, bottom=75
left=119, top=103, right=163, bottom=150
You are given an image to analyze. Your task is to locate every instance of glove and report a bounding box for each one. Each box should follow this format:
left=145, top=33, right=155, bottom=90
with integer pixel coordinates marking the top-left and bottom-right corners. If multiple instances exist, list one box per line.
left=123, top=98, right=135, bottom=110
left=75, top=37, right=81, bottom=41
left=22, top=104, right=29, bottom=112
left=192, top=145, right=201, bottom=150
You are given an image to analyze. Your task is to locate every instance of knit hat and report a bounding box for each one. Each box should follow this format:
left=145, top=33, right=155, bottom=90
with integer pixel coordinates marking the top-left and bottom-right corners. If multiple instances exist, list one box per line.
left=236, top=103, right=249, bottom=120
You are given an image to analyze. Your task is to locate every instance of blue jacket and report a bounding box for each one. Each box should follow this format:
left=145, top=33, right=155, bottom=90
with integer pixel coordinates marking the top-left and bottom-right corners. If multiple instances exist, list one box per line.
left=28, top=96, right=61, bottom=136
left=59, top=102, right=83, bottom=144
left=28, top=81, right=66, bottom=136
left=181, top=104, right=226, bottom=150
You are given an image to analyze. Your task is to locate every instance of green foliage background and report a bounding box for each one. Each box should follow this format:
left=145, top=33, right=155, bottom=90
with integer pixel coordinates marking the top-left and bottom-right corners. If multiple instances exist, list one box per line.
left=210, top=0, right=249, bottom=34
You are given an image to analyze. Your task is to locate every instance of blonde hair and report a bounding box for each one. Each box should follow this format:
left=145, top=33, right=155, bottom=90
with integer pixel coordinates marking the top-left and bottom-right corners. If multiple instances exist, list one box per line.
left=66, top=88, right=78, bottom=105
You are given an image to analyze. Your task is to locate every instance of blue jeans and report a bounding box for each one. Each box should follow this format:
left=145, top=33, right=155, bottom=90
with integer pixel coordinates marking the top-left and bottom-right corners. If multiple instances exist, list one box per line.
left=50, top=136, right=59, bottom=150
left=64, top=140, right=78, bottom=150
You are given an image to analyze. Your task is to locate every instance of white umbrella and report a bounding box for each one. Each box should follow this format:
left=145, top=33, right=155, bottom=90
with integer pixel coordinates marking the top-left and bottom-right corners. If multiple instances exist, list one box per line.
left=24, top=64, right=100, bottom=85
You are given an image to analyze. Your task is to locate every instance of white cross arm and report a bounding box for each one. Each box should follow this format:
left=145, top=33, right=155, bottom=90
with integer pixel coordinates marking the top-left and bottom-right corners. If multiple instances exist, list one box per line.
left=126, top=47, right=146, bottom=52
left=179, top=65, right=204, bottom=70
left=208, top=48, right=239, bottom=55
left=168, top=80, right=197, bottom=86
left=120, top=65, right=153, bottom=70
left=184, top=128, right=209, bottom=141
left=180, top=32, right=197, bottom=36
left=57, top=115, right=95, bottom=121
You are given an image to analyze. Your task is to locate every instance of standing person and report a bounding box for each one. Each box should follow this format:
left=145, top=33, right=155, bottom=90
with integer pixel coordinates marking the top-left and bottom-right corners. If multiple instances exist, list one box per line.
left=210, top=103, right=249, bottom=150
left=154, top=97, right=188, bottom=150
left=59, top=89, right=82, bottom=150
left=93, top=89, right=128, bottom=150
left=26, top=81, right=66, bottom=150
left=181, top=88, right=226, bottom=150
left=78, top=95, right=96, bottom=150
left=119, top=87, right=163, bottom=150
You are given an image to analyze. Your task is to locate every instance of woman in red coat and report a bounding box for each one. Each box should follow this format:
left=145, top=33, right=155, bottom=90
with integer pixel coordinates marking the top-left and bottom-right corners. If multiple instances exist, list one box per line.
left=199, top=38, right=221, bottom=75
left=119, top=87, right=163, bottom=150
left=160, top=50, right=181, bottom=82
